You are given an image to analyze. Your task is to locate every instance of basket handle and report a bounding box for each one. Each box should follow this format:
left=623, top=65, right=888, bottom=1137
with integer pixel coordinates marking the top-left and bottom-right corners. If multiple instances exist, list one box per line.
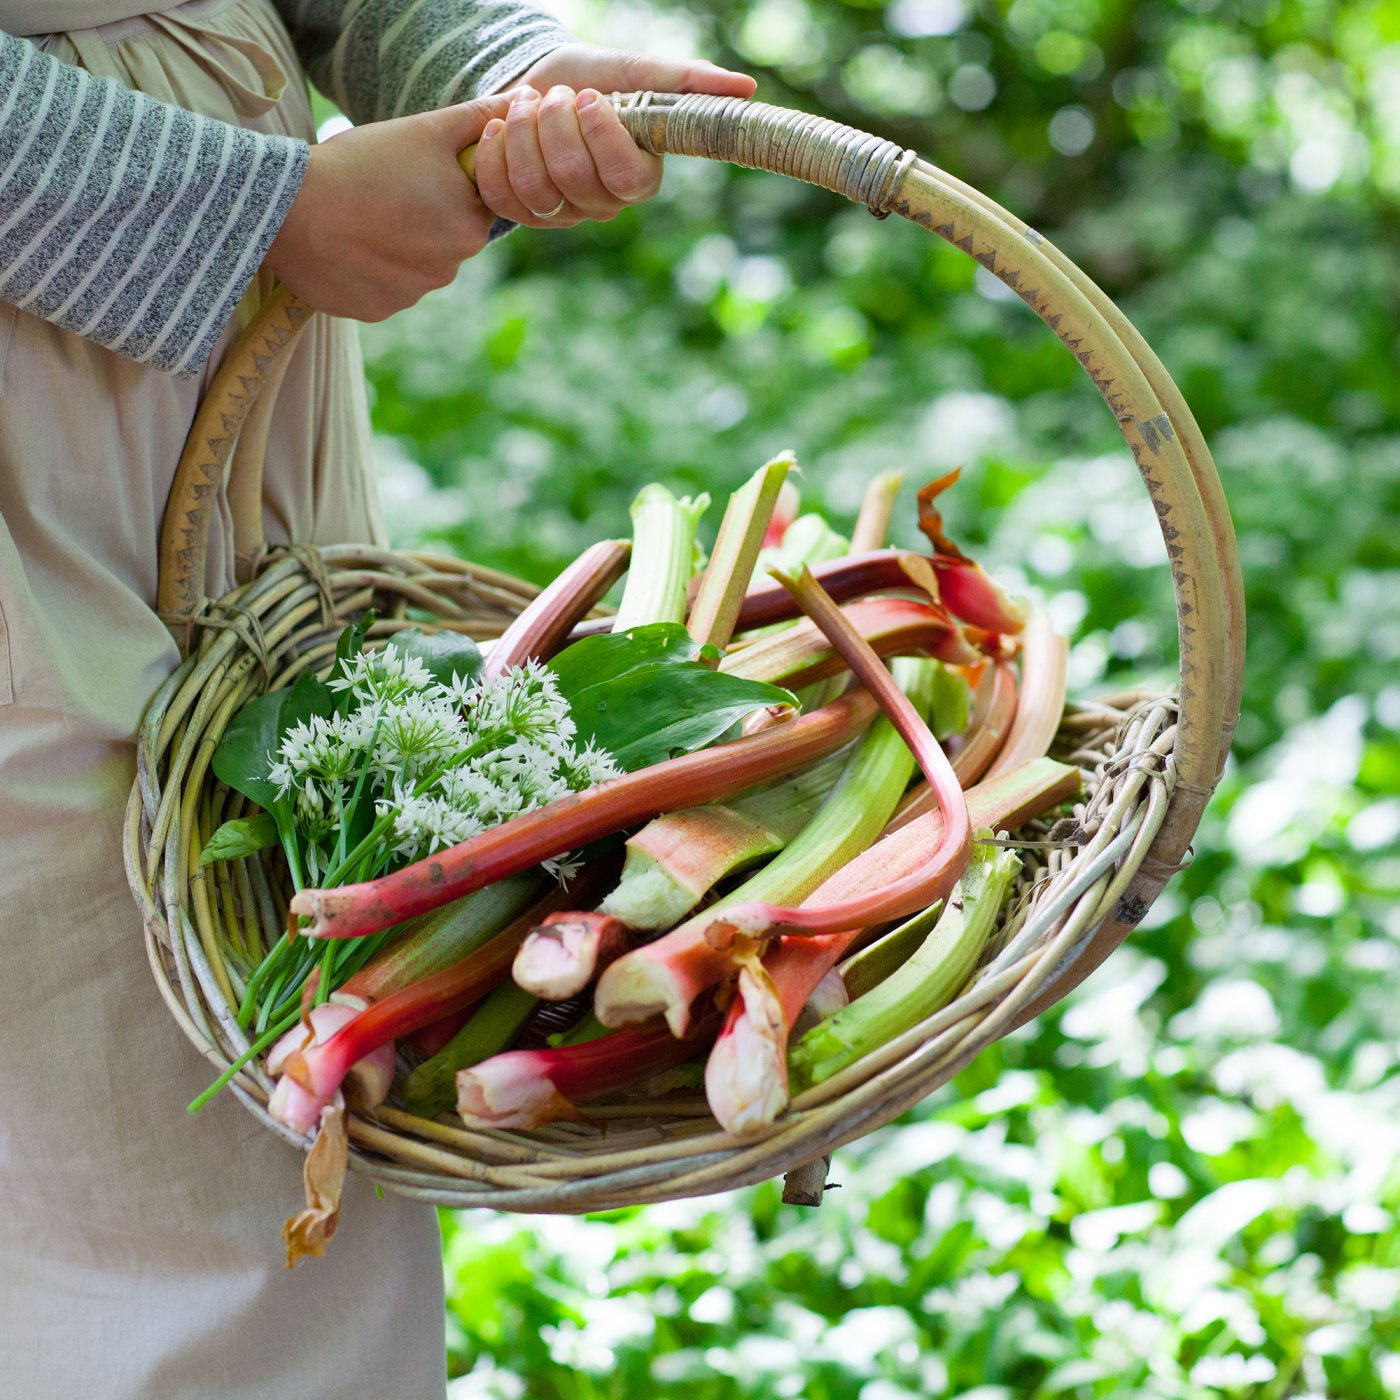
left=158, top=91, right=1244, bottom=1014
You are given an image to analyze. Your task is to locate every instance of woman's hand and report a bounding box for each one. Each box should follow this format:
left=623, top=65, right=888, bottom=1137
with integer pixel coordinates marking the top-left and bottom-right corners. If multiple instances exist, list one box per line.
left=474, top=44, right=756, bottom=229
left=266, top=94, right=513, bottom=321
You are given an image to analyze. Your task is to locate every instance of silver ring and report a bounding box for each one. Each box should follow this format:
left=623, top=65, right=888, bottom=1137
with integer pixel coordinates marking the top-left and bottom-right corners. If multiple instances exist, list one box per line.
left=528, top=196, right=567, bottom=219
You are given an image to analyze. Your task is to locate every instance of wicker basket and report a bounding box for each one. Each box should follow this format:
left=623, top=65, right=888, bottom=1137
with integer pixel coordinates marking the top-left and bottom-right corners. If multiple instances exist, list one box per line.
left=125, top=92, right=1245, bottom=1213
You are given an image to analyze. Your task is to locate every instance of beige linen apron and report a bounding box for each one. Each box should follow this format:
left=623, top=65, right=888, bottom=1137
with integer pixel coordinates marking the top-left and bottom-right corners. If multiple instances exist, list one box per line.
left=0, top=5, right=447, bottom=1396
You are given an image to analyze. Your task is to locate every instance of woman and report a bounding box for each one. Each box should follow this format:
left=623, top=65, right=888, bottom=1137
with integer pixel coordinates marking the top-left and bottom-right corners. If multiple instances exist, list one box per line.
left=0, top=4, right=752, bottom=1394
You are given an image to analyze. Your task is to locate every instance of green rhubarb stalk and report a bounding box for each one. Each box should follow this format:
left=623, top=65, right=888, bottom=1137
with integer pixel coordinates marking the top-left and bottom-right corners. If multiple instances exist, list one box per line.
left=595, top=656, right=937, bottom=1034
left=400, top=980, right=539, bottom=1119
left=596, top=746, right=849, bottom=931
left=789, top=838, right=1020, bottom=1089
left=835, top=899, right=944, bottom=1001
left=688, top=453, right=793, bottom=651
left=611, top=484, right=710, bottom=632
left=340, top=875, right=543, bottom=1000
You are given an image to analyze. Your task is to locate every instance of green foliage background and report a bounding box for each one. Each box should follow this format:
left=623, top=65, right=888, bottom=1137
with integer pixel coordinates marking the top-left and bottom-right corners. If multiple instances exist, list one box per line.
left=356, top=1, right=1400, bottom=1394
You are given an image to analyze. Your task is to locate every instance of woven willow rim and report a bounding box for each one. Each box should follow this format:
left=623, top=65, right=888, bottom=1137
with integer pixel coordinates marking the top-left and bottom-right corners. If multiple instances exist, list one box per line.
left=126, top=547, right=1179, bottom=1212
left=132, top=92, right=1241, bottom=1210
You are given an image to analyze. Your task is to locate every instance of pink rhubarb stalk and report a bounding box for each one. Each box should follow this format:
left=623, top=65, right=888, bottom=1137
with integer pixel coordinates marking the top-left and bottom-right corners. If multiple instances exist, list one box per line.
left=733, top=549, right=939, bottom=631
left=704, top=567, right=973, bottom=946
left=269, top=911, right=544, bottom=1130
left=483, top=538, right=630, bottom=680
left=720, top=597, right=981, bottom=689
left=266, top=996, right=396, bottom=1136
left=290, top=688, right=878, bottom=940
left=512, top=912, right=632, bottom=1000
left=456, top=1016, right=720, bottom=1130
left=886, top=658, right=1019, bottom=833
left=984, top=612, right=1069, bottom=780
left=705, top=757, right=1082, bottom=1134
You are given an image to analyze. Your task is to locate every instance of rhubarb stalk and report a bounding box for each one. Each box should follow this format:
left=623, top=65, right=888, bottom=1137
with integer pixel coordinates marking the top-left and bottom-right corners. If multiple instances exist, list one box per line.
left=984, top=612, right=1069, bottom=780
left=703, top=568, right=973, bottom=945
left=512, top=911, right=632, bottom=1000
left=596, top=746, right=849, bottom=932
left=720, top=597, right=981, bottom=689
left=455, top=1015, right=721, bottom=1130
left=290, top=688, right=878, bottom=941
left=886, top=658, right=1018, bottom=833
left=611, top=484, right=709, bottom=631
left=704, top=758, right=1079, bottom=1134
left=483, top=540, right=630, bottom=680
left=687, top=453, right=793, bottom=651
left=339, top=874, right=543, bottom=999
left=268, top=898, right=555, bottom=1130
left=595, top=657, right=936, bottom=1035
left=789, top=840, right=1021, bottom=1089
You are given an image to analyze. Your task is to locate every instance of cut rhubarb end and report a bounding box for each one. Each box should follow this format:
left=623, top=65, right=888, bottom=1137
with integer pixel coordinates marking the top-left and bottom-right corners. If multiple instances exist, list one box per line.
left=705, top=965, right=790, bottom=1138
left=456, top=1054, right=588, bottom=1131
left=594, top=954, right=694, bottom=1037
left=512, top=913, right=628, bottom=1001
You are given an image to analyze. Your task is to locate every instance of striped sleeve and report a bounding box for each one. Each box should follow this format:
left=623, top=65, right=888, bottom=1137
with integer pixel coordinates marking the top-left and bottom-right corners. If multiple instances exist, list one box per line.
left=0, top=30, right=307, bottom=377
left=278, top=0, right=573, bottom=125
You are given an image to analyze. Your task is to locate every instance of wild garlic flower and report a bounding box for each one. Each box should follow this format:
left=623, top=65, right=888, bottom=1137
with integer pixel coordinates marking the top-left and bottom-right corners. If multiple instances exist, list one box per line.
left=328, top=648, right=435, bottom=706
left=275, top=642, right=620, bottom=878
left=371, top=692, right=467, bottom=785
left=271, top=713, right=366, bottom=797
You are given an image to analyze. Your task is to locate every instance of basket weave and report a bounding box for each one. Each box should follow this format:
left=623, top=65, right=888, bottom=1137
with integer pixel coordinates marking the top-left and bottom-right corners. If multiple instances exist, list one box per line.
left=126, top=92, right=1244, bottom=1213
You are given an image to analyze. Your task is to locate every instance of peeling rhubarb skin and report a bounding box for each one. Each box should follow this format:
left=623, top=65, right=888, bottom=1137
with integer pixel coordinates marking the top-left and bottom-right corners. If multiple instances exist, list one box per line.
left=290, top=688, right=878, bottom=941
left=484, top=539, right=630, bottom=681
left=704, top=959, right=790, bottom=1138
left=456, top=1018, right=719, bottom=1130
left=929, top=558, right=1027, bottom=636
left=915, top=471, right=1028, bottom=636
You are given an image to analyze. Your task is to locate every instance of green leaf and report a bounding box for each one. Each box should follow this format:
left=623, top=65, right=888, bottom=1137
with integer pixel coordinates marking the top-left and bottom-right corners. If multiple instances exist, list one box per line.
left=567, top=663, right=797, bottom=772
left=547, top=623, right=715, bottom=698
left=211, top=668, right=332, bottom=810
left=383, top=627, right=484, bottom=691
left=212, top=692, right=288, bottom=809
left=199, top=813, right=279, bottom=865
left=549, top=624, right=792, bottom=771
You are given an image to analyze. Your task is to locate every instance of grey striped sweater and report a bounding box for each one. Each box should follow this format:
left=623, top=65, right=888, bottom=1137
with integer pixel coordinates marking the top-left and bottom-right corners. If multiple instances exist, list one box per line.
left=0, top=1, right=570, bottom=376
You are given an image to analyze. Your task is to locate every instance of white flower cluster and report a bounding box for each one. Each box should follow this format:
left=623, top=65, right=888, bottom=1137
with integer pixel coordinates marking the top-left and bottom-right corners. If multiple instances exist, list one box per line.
left=270, top=648, right=621, bottom=882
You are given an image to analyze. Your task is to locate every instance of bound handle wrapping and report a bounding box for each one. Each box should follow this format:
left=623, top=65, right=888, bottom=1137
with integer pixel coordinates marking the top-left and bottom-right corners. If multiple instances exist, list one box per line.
left=156, top=90, right=1244, bottom=1045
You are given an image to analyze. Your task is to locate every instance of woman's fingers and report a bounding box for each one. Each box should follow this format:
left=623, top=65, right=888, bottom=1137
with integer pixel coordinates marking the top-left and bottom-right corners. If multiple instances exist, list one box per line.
left=475, top=85, right=666, bottom=226
left=573, top=89, right=662, bottom=203
left=503, top=87, right=572, bottom=219
left=536, top=86, right=614, bottom=217
left=475, top=106, right=575, bottom=227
